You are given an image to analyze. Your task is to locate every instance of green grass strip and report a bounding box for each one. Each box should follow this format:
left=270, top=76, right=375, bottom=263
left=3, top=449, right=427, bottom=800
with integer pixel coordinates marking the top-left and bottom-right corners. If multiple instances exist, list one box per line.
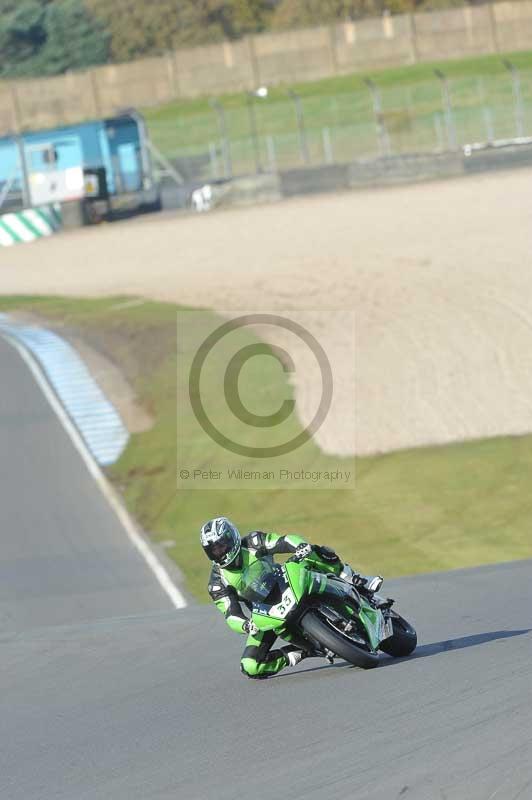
left=0, top=295, right=530, bottom=602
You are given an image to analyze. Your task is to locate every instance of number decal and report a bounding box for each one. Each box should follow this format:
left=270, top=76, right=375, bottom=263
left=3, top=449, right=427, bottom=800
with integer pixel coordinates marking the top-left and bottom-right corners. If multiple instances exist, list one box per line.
left=270, top=589, right=296, bottom=618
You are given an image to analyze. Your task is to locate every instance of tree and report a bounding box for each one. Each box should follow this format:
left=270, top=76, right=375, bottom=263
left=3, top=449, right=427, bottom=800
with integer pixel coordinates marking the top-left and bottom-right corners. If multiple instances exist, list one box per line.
left=271, top=0, right=385, bottom=29
left=87, top=0, right=186, bottom=61
left=0, top=0, right=48, bottom=15
left=0, top=1, right=47, bottom=73
left=86, top=0, right=273, bottom=62
left=209, top=0, right=273, bottom=38
left=0, top=0, right=109, bottom=76
left=0, top=0, right=491, bottom=78
left=40, top=0, right=109, bottom=74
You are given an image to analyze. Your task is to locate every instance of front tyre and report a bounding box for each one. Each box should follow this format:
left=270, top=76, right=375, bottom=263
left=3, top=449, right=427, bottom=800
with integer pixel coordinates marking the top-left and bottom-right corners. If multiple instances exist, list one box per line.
left=379, top=613, right=417, bottom=657
left=301, top=610, right=379, bottom=669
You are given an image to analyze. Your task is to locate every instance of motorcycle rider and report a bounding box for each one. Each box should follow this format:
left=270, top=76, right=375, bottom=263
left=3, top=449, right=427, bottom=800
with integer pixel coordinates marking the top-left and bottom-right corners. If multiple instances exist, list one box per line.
left=201, top=516, right=382, bottom=679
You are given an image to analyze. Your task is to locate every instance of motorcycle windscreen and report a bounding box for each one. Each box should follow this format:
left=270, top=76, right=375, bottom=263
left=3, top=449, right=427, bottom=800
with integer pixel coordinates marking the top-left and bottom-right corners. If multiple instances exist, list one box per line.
left=240, top=559, right=279, bottom=603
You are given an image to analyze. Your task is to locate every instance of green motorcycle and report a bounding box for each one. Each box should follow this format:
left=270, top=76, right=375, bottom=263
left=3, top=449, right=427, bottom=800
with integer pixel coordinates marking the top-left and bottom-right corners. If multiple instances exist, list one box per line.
left=240, top=551, right=417, bottom=668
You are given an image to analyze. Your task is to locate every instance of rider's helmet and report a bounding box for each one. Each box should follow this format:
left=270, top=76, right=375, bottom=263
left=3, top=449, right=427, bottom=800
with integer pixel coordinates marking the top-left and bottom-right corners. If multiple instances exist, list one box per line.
left=200, top=517, right=241, bottom=567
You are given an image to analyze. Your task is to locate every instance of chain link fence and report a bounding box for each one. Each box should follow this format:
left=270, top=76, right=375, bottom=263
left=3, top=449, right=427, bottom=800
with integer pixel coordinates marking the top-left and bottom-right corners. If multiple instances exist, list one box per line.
left=147, top=64, right=532, bottom=184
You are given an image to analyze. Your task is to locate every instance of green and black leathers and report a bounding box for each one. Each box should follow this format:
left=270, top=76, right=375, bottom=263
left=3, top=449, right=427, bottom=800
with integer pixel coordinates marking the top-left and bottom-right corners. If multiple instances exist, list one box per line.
left=208, top=532, right=343, bottom=678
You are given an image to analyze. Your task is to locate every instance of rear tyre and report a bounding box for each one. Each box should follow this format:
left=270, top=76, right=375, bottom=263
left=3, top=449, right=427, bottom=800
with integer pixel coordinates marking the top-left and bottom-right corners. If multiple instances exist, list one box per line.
left=301, top=610, right=379, bottom=669
left=379, top=614, right=417, bottom=657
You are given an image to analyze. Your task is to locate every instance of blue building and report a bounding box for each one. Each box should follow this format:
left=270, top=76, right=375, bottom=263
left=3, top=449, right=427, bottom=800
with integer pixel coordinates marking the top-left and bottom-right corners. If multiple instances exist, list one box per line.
left=0, top=113, right=156, bottom=214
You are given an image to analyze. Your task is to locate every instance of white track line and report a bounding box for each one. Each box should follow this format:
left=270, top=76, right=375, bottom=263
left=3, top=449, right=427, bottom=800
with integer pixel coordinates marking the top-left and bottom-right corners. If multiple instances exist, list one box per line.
left=2, top=333, right=187, bottom=610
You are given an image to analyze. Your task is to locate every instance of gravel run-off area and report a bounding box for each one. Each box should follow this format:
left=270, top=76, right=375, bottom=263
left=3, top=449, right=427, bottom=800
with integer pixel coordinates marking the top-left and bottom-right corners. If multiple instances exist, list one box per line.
left=2, top=168, right=532, bottom=456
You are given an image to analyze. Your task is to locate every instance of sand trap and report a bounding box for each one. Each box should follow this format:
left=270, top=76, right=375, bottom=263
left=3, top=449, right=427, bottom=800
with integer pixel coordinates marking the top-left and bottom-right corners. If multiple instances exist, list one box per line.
left=2, top=168, right=532, bottom=455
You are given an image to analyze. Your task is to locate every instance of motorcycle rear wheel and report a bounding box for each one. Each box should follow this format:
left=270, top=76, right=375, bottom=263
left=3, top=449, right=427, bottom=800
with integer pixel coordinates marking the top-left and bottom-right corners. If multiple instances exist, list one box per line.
left=301, top=610, right=379, bottom=669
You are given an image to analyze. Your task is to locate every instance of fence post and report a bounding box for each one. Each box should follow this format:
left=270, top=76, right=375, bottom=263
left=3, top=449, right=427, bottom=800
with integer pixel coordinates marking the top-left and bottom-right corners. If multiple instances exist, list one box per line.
left=363, top=77, right=391, bottom=157
left=483, top=107, right=495, bottom=142
left=434, top=69, right=457, bottom=150
left=266, top=135, right=277, bottom=172
left=246, top=87, right=268, bottom=174
left=287, top=89, right=310, bottom=164
left=433, top=113, right=445, bottom=151
left=209, top=98, right=232, bottom=178
left=503, top=59, right=525, bottom=139
left=322, top=127, right=334, bottom=164
left=208, top=142, right=219, bottom=179
left=247, top=92, right=261, bottom=173
left=475, top=76, right=494, bottom=144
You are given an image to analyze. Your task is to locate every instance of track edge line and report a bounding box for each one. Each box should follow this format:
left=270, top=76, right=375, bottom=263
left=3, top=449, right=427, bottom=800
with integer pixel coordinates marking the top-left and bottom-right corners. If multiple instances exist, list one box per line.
left=1, top=331, right=187, bottom=611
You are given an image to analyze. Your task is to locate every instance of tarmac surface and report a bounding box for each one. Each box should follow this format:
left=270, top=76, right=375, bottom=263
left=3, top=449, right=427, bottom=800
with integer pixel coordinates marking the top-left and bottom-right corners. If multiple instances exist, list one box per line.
left=2, top=336, right=532, bottom=800
left=0, top=336, right=172, bottom=632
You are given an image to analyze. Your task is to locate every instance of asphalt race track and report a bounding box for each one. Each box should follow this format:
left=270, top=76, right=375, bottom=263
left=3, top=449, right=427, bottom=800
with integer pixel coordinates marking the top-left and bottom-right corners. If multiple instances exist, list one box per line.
left=0, top=336, right=173, bottom=631
left=2, top=337, right=532, bottom=800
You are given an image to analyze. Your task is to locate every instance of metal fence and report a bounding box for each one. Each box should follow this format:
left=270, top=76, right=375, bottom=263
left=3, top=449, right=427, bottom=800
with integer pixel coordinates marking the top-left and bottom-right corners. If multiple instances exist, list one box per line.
left=147, top=61, right=532, bottom=184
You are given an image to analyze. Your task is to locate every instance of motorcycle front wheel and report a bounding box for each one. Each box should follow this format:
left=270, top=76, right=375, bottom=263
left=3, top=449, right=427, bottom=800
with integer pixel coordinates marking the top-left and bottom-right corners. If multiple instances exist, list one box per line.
left=379, top=613, right=417, bottom=658
left=301, top=610, right=379, bottom=669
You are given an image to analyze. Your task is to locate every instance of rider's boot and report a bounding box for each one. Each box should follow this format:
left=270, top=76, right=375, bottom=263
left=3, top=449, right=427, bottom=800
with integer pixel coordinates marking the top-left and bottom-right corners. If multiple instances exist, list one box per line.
left=282, top=645, right=334, bottom=666
left=281, top=645, right=307, bottom=667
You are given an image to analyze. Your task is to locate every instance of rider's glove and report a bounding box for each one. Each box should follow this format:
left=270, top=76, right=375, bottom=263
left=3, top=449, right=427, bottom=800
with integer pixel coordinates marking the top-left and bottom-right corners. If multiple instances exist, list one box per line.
left=293, top=543, right=313, bottom=562
left=353, top=574, right=383, bottom=593
left=314, top=545, right=340, bottom=564
left=243, top=619, right=259, bottom=636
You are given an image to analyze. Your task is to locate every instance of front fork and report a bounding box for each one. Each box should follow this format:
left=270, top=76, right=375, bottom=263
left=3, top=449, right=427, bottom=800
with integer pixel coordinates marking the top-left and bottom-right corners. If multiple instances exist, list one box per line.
left=316, top=575, right=387, bottom=652
left=305, top=571, right=363, bottom=626
left=290, top=562, right=383, bottom=652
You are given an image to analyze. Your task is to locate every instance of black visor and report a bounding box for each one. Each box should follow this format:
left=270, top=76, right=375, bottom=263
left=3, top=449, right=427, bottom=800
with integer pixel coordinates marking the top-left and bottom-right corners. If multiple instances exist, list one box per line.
left=206, top=539, right=232, bottom=561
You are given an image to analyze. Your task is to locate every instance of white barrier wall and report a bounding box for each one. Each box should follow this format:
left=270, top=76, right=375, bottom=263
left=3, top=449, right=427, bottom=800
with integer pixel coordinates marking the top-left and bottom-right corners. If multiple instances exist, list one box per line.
left=0, top=204, right=61, bottom=247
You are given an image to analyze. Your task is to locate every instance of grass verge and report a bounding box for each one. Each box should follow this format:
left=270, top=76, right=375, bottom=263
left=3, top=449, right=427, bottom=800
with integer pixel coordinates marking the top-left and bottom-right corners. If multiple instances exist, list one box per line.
left=2, top=294, right=531, bottom=601
left=146, top=49, right=532, bottom=124
left=144, top=47, right=532, bottom=173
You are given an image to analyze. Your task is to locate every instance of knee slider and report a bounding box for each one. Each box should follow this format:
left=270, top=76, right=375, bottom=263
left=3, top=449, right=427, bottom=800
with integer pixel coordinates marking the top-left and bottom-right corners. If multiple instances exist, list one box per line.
left=240, top=657, right=260, bottom=678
